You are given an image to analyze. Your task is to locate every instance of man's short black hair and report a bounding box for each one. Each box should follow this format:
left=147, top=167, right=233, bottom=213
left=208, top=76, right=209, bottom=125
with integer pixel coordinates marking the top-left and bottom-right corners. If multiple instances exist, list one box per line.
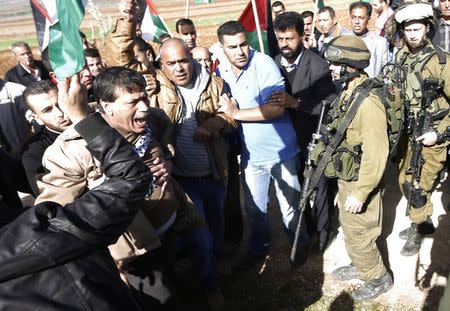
left=175, top=18, right=195, bottom=33
left=272, top=1, right=285, bottom=9
left=217, top=21, right=246, bottom=44
left=22, top=80, right=57, bottom=112
left=158, top=33, right=171, bottom=44
left=301, top=10, right=314, bottom=20
left=274, top=12, right=304, bottom=36
left=93, top=67, right=146, bottom=104
left=40, top=48, right=53, bottom=73
left=134, top=37, right=156, bottom=61
left=84, top=48, right=101, bottom=59
left=349, top=1, right=372, bottom=18
left=318, top=6, right=336, bottom=19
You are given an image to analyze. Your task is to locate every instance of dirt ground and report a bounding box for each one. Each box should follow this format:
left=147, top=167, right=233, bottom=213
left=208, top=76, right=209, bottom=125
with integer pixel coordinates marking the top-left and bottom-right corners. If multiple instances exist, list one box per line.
left=4, top=0, right=450, bottom=310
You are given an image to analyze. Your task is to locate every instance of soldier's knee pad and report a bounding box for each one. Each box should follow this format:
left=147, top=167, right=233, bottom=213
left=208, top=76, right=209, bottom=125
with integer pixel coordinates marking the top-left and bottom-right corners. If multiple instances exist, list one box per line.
left=402, top=181, right=427, bottom=209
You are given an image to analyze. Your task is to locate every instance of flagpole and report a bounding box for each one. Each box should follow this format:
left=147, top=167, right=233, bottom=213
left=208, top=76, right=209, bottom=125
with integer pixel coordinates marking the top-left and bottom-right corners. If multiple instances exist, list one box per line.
left=251, top=0, right=265, bottom=54
left=185, top=0, right=190, bottom=18
left=310, top=0, right=319, bottom=47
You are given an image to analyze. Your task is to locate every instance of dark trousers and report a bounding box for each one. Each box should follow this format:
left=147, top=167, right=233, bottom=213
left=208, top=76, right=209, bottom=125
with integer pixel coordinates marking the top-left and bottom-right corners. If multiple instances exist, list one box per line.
left=224, top=152, right=243, bottom=244
left=294, top=112, right=332, bottom=237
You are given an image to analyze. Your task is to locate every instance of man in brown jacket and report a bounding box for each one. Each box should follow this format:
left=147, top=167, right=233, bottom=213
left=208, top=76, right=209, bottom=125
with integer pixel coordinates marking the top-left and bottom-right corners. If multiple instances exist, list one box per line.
left=151, top=37, right=238, bottom=310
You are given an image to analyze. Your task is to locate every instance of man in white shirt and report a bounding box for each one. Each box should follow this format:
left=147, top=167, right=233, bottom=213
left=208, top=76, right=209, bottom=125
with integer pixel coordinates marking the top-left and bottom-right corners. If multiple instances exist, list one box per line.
left=350, top=1, right=388, bottom=78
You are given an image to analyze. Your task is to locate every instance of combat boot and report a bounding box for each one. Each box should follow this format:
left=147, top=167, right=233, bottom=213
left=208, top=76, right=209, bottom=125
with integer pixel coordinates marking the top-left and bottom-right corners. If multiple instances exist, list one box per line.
left=400, top=223, right=424, bottom=256
left=331, top=263, right=361, bottom=281
left=350, top=272, right=393, bottom=301
left=399, top=217, right=435, bottom=240
left=399, top=224, right=412, bottom=240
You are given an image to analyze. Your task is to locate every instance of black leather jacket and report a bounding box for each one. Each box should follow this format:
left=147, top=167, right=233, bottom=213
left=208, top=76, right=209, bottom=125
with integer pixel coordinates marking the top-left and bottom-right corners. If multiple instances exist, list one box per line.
left=0, top=113, right=151, bottom=311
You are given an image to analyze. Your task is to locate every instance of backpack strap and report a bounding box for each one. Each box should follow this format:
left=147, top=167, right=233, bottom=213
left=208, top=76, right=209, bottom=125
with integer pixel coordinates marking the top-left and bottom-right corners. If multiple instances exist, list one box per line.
left=433, top=44, right=447, bottom=65
left=306, top=79, right=375, bottom=199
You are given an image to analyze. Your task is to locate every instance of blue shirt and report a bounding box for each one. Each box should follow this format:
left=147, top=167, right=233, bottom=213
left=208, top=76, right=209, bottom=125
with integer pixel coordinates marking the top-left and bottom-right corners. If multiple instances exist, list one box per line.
left=218, top=50, right=299, bottom=165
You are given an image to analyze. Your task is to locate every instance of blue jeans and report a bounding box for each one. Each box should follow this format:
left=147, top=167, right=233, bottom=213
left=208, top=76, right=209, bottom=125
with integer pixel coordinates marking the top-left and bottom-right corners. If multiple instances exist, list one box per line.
left=241, top=156, right=309, bottom=256
left=175, top=176, right=226, bottom=290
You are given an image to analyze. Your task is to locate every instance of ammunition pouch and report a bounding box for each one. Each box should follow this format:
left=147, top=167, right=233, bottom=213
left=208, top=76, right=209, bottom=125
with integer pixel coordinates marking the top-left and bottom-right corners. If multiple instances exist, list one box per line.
left=312, top=140, right=362, bottom=181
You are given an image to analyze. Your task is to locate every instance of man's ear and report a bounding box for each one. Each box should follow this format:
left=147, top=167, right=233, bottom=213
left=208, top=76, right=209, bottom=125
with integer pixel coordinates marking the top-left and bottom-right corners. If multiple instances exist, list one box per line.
left=101, top=100, right=113, bottom=116
left=25, top=109, right=42, bottom=125
left=145, top=50, right=153, bottom=62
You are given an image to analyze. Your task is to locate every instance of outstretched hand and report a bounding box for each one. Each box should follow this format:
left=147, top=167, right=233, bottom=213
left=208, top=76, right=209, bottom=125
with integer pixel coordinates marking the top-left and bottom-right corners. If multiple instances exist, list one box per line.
left=57, top=75, right=89, bottom=125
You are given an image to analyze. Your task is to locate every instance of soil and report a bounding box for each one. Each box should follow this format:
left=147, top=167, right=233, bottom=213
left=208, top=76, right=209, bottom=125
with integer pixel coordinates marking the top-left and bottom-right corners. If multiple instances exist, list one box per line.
left=4, top=0, right=449, bottom=310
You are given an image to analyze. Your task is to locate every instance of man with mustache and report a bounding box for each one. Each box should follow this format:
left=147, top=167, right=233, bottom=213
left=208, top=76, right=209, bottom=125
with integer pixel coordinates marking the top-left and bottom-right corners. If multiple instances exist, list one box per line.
left=35, top=67, right=178, bottom=309
left=349, top=1, right=388, bottom=78
left=151, top=37, right=238, bottom=310
left=0, top=74, right=153, bottom=311
left=272, top=11, right=336, bottom=251
left=317, top=6, right=351, bottom=54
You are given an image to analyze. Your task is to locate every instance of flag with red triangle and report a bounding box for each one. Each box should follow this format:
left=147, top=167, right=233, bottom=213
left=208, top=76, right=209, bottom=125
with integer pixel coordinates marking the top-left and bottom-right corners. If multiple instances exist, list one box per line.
left=29, top=0, right=52, bottom=51
left=32, top=0, right=87, bottom=79
left=238, top=0, right=277, bottom=57
left=140, top=0, right=171, bottom=43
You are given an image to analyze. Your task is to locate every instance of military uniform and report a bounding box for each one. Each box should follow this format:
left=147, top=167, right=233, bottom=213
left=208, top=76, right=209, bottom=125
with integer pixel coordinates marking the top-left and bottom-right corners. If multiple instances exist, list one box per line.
left=318, top=35, right=393, bottom=301
left=324, top=75, right=389, bottom=280
left=396, top=42, right=450, bottom=224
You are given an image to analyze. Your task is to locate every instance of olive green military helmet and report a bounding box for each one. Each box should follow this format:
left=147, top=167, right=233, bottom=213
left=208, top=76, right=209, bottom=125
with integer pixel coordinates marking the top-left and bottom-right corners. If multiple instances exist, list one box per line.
left=323, top=35, right=370, bottom=69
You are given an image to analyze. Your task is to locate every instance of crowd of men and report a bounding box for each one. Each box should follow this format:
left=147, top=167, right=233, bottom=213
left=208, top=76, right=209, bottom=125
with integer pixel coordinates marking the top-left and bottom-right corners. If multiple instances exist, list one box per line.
left=0, top=0, right=449, bottom=310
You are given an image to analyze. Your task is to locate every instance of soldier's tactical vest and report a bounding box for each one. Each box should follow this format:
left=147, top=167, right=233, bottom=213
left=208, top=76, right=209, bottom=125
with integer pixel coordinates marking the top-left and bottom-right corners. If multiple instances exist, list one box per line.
left=311, top=72, right=407, bottom=182
left=311, top=80, right=376, bottom=182
left=396, top=43, right=448, bottom=127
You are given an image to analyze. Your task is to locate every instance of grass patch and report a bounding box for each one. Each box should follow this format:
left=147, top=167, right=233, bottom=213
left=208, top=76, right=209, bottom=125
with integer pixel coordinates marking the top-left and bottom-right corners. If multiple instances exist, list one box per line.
left=0, top=36, right=38, bottom=51
left=0, top=30, right=103, bottom=51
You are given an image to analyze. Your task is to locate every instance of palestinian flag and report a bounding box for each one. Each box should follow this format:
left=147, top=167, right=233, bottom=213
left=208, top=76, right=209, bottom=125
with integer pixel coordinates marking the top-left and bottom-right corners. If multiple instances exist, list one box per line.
left=140, top=0, right=171, bottom=43
left=238, top=0, right=278, bottom=57
left=30, top=0, right=52, bottom=51
left=38, top=0, right=87, bottom=79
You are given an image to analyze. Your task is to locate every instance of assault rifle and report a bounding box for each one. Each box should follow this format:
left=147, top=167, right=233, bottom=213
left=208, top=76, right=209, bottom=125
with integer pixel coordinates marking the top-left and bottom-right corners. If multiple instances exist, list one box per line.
left=404, top=79, right=448, bottom=215
left=445, top=126, right=450, bottom=141
left=290, top=100, right=329, bottom=263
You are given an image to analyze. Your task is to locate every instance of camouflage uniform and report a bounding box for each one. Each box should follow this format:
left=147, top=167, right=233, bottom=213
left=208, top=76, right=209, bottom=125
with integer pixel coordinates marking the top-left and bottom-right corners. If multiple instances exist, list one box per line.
left=327, top=75, right=389, bottom=280
left=396, top=42, right=450, bottom=224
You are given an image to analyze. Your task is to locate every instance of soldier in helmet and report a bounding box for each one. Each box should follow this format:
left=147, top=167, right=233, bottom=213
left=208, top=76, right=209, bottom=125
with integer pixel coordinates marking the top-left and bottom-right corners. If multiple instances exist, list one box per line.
left=317, top=35, right=393, bottom=301
left=394, top=1, right=450, bottom=256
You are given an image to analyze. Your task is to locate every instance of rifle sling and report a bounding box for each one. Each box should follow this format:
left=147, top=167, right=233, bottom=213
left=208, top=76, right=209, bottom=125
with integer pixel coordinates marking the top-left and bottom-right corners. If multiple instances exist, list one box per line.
left=305, top=84, right=372, bottom=199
